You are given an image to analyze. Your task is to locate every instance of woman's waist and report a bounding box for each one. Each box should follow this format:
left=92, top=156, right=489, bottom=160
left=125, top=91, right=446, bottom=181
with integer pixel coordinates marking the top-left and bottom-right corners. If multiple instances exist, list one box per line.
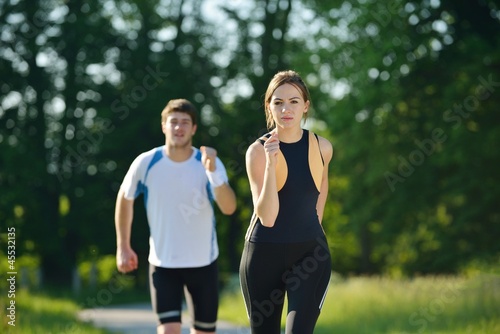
left=249, top=218, right=324, bottom=243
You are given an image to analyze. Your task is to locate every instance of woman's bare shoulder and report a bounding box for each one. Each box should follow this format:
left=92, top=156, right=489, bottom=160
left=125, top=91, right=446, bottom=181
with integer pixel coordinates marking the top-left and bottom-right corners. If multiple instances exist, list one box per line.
left=316, top=134, right=333, bottom=162
left=246, top=140, right=265, bottom=161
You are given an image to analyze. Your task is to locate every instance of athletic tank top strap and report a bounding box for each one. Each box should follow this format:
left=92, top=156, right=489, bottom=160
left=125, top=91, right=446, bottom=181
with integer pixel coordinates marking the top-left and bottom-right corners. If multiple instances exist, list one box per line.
left=312, top=132, right=324, bottom=165
left=257, top=132, right=323, bottom=165
left=257, top=133, right=272, bottom=145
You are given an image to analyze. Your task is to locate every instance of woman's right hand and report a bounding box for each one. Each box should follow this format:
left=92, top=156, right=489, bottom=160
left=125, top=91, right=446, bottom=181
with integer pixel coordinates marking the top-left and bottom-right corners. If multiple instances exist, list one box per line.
left=264, top=132, right=280, bottom=166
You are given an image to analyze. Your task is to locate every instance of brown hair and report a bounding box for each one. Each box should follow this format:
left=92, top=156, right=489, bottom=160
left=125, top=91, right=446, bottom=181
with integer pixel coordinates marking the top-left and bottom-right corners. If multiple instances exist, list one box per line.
left=161, top=99, right=198, bottom=125
left=264, top=70, right=311, bottom=130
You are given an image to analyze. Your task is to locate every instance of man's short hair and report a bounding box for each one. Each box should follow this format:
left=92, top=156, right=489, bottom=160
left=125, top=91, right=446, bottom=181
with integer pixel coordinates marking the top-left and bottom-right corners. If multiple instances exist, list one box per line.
left=161, top=99, right=197, bottom=125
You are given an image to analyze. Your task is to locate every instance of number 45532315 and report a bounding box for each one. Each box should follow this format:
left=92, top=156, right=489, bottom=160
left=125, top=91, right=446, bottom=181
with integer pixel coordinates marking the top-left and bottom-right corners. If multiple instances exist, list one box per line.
left=7, top=227, right=15, bottom=270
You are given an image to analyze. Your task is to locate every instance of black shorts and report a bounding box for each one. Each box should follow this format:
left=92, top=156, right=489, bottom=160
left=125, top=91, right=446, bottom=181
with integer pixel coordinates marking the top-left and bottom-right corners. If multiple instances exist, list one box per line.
left=149, top=260, right=219, bottom=332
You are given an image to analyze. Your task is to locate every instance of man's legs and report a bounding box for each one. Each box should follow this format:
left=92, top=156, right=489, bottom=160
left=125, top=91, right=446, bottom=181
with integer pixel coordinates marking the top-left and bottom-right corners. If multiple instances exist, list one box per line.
left=150, top=264, right=184, bottom=334
left=184, top=260, right=219, bottom=334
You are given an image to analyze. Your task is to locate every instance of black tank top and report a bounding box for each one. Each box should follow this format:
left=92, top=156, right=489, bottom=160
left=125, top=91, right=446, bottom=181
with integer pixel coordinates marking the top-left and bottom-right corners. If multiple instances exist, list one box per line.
left=247, top=130, right=325, bottom=243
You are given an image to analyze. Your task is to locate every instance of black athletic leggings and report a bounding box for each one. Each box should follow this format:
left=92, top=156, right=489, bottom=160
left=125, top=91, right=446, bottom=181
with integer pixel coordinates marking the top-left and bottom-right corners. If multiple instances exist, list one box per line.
left=239, top=236, right=331, bottom=334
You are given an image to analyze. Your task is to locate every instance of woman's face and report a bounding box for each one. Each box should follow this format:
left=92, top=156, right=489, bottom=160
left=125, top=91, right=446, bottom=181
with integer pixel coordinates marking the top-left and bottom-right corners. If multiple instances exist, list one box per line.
left=269, top=83, right=309, bottom=129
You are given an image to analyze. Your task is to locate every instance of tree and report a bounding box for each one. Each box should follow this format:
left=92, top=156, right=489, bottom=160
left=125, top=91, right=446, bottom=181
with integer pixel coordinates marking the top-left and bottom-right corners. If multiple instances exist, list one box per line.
left=1, top=0, right=498, bottom=287
left=297, top=0, right=500, bottom=274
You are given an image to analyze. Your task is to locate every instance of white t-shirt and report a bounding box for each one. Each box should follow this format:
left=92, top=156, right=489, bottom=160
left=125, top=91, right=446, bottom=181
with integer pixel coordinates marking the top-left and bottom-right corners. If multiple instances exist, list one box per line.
left=120, top=146, right=228, bottom=268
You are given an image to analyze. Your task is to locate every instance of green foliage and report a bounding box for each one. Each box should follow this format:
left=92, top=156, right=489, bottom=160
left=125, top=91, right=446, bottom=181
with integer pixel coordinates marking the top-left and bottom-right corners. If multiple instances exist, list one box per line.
left=2, top=274, right=499, bottom=333
left=219, top=274, right=500, bottom=334
left=77, top=255, right=135, bottom=290
left=0, top=290, right=112, bottom=334
left=0, top=0, right=498, bottom=287
left=0, top=251, right=40, bottom=290
left=294, top=0, right=500, bottom=274
left=460, top=256, right=500, bottom=277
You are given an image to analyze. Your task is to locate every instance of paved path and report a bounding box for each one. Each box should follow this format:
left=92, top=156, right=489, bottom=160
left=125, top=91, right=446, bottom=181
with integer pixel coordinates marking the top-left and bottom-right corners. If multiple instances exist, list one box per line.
left=78, top=303, right=251, bottom=334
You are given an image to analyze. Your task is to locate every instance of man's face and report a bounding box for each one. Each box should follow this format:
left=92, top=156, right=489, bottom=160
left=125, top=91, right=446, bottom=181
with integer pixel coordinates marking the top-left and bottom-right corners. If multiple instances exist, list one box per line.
left=162, top=112, right=197, bottom=148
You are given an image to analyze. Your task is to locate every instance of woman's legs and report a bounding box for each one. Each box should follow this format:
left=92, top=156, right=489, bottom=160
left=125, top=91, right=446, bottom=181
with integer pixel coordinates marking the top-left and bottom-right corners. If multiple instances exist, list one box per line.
left=240, top=242, right=286, bottom=334
left=284, top=237, right=332, bottom=334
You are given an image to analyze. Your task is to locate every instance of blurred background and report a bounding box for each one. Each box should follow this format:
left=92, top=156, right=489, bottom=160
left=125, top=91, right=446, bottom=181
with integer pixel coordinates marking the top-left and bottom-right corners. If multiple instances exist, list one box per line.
left=0, top=0, right=499, bottom=322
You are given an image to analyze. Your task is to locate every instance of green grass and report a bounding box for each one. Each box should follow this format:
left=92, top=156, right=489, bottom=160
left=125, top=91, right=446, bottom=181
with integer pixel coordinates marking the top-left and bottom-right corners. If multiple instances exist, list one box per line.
left=219, top=273, right=500, bottom=333
left=2, top=274, right=498, bottom=333
left=1, top=289, right=113, bottom=334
